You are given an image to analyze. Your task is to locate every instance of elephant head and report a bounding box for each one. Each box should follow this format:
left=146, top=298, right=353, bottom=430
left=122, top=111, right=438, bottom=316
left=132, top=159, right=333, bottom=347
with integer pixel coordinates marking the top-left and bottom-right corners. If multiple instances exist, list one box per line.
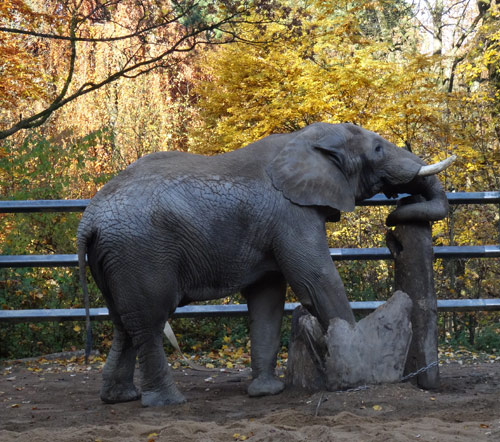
left=267, top=123, right=454, bottom=225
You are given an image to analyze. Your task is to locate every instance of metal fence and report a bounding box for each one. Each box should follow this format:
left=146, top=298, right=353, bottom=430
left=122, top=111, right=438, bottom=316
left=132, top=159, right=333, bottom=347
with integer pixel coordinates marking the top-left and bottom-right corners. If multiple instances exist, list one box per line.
left=1, top=191, right=500, bottom=323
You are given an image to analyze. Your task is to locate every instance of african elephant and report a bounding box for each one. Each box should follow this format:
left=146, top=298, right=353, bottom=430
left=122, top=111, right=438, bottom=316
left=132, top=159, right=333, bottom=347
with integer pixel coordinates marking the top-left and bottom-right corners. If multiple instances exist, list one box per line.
left=77, top=122, right=453, bottom=407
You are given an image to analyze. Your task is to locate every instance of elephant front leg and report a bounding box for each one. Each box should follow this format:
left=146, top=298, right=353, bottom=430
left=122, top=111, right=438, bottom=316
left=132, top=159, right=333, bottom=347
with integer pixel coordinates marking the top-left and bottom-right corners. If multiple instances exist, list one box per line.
left=292, top=264, right=354, bottom=330
left=277, top=241, right=355, bottom=330
left=100, top=326, right=140, bottom=404
left=243, top=274, right=287, bottom=397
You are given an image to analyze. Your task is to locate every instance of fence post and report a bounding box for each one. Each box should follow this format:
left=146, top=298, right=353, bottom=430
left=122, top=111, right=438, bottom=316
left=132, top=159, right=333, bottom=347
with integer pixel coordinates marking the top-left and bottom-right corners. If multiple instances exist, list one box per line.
left=386, top=222, right=440, bottom=390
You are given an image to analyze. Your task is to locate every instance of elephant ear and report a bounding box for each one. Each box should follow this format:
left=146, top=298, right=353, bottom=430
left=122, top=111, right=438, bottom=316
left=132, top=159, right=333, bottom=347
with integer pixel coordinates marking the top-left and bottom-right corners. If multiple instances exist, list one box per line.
left=267, top=130, right=356, bottom=212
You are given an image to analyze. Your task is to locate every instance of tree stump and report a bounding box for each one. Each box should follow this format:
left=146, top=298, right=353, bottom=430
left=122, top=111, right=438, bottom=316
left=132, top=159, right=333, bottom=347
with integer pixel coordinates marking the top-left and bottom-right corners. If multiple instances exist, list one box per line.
left=386, top=223, right=440, bottom=389
left=286, top=291, right=413, bottom=391
left=286, top=307, right=328, bottom=391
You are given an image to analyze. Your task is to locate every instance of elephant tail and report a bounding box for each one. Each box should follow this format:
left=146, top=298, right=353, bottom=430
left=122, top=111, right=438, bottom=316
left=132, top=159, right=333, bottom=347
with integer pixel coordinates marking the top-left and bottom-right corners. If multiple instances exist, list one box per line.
left=77, top=224, right=93, bottom=364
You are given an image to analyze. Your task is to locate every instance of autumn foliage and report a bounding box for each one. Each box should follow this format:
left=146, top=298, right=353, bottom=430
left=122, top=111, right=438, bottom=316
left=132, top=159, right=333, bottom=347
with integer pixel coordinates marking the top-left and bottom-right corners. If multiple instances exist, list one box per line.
left=0, top=0, right=499, bottom=359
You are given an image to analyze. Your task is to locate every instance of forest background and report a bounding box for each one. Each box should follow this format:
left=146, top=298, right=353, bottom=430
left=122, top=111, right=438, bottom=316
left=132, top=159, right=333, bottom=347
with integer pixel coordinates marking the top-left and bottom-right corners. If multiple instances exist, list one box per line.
left=0, top=0, right=499, bottom=361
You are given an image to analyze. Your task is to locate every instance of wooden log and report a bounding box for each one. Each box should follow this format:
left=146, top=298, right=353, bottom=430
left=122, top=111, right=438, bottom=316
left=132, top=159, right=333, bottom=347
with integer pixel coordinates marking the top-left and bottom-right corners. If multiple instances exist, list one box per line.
left=386, top=222, right=440, bottom=390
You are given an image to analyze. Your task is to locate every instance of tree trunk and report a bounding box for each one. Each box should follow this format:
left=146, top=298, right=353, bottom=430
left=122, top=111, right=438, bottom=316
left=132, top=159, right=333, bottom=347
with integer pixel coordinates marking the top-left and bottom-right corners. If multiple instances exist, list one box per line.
left=386, top=223, right=440, bottom=389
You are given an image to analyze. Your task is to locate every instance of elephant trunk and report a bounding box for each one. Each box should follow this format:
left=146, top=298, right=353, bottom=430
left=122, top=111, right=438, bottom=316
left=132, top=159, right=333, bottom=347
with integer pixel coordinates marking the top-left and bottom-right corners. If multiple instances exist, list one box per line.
left=385, top=174, right=449, bottom=226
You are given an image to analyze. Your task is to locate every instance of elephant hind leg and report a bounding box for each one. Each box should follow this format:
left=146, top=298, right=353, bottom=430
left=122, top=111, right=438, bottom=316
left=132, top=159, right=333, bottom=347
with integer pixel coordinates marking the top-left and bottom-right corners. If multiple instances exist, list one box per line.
left=91, top=272, right=140, bottom=404
left=243, top=273, right=287, bottom=397
left=100, top=325, right=140, bottom=404
left=129, top=325, right=186, bottom=407
left=100, top=263, right=185, bottom=406
left=116, top=307, right=185, bottom=407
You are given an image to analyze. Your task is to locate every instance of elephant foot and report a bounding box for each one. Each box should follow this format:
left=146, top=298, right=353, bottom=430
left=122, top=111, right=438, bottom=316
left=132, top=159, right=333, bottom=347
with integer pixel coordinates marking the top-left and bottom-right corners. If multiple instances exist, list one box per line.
left=100, top=383, right=141, bottom=404
left=247, top=375, right=285, bottom=397
left=141, top=383, right=186, bottom=407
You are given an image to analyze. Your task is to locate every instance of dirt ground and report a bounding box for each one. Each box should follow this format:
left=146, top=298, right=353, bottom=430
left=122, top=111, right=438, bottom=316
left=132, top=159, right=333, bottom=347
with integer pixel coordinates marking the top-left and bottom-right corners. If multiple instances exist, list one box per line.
left=0, top=353, right=499, bottom=442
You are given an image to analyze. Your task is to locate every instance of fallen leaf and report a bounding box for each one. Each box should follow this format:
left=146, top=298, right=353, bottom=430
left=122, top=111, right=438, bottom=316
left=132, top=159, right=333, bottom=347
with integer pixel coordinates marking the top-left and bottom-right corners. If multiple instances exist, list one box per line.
left=372, top=405, right=382, bottom=411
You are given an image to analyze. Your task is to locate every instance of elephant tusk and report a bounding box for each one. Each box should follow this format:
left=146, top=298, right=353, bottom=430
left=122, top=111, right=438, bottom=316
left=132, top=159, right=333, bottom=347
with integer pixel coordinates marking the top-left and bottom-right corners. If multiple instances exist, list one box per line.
left=417, top=155, right=457, bottom=176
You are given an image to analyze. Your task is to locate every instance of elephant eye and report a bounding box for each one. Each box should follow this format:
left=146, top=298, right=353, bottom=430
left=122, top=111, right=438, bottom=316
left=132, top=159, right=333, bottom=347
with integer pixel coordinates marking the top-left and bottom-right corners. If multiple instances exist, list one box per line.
left=375, top=144, right=383, bottom=153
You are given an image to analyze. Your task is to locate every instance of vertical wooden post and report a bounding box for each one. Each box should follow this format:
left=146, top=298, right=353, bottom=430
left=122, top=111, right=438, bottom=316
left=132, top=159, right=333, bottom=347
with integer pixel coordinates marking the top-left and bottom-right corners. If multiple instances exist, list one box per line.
left=386, top=222, right=440, bottom=389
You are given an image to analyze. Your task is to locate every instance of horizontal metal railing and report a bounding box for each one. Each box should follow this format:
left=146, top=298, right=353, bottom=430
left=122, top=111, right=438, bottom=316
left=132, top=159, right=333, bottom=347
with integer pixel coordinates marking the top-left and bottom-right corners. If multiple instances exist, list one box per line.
left=1, top=245, right=499, bottom=268
left=1, top=191, right=499, bottom=213
left=1, top=191, right=499, bottom=322
left=2, top=298, right=500, bottom=324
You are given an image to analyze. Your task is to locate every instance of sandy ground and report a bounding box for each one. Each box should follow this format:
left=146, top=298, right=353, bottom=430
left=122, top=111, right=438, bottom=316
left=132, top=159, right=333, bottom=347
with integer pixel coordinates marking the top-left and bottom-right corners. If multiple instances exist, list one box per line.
left=0, top=354, right=499, bottom=442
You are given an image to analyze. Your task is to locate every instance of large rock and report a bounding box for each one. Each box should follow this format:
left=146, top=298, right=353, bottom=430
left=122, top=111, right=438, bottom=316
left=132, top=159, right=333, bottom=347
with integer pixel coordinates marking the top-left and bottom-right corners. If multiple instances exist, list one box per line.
left=287, top=291, right=413, bottom=391
left=325, top=290, right=413, bottom=390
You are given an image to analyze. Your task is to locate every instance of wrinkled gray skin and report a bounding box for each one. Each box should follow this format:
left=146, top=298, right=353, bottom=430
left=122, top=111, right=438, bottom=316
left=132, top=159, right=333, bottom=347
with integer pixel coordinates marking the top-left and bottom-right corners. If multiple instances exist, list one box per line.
left=77, top=123, right=449, bottom=407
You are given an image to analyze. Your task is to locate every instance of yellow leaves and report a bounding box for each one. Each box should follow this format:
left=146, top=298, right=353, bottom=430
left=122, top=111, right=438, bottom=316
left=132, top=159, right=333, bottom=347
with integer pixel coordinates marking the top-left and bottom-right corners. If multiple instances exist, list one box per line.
left=191, top=1, right=455, bottom=154
left=372, top=404, right=382, bottom=411
left=233, top=433, right=249, bottom=441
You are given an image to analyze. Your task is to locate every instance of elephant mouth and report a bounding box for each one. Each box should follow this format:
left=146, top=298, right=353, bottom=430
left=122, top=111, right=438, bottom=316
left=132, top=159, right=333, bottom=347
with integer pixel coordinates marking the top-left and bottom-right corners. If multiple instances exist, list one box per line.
left=383, top=190, right=399, bottom=199
left=381, top=178, right=400, bottom=199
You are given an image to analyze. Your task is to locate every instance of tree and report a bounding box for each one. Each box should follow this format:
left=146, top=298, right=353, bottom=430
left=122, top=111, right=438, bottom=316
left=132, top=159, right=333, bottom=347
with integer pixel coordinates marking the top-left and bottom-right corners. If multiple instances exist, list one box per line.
left=0, top=0, right=293, bottom=140
left=189, top=1, right=448, bottom=155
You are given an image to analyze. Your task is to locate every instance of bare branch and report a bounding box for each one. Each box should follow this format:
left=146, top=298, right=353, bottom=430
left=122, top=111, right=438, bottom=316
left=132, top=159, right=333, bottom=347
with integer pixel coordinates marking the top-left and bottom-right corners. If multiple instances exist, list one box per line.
left=0, top=13, right=183, bottom=43
left=0, top=1, right=290, bottom=140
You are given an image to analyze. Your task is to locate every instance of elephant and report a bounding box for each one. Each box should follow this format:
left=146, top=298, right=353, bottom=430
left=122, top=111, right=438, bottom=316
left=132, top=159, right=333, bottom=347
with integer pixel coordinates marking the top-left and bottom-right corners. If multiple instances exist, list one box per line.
left=77, top=122, right=454, bottom=407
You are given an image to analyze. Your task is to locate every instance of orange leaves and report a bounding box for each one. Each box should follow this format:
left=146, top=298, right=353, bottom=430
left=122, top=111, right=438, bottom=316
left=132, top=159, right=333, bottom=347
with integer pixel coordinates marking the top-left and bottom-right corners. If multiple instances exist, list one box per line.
left=0, top=33, right=46, bottom=115
left=0, top=1, right=63, bottom=122
left=1, top=1, right=288, bottom=141
left=0, top=0, right=36, bottom=21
